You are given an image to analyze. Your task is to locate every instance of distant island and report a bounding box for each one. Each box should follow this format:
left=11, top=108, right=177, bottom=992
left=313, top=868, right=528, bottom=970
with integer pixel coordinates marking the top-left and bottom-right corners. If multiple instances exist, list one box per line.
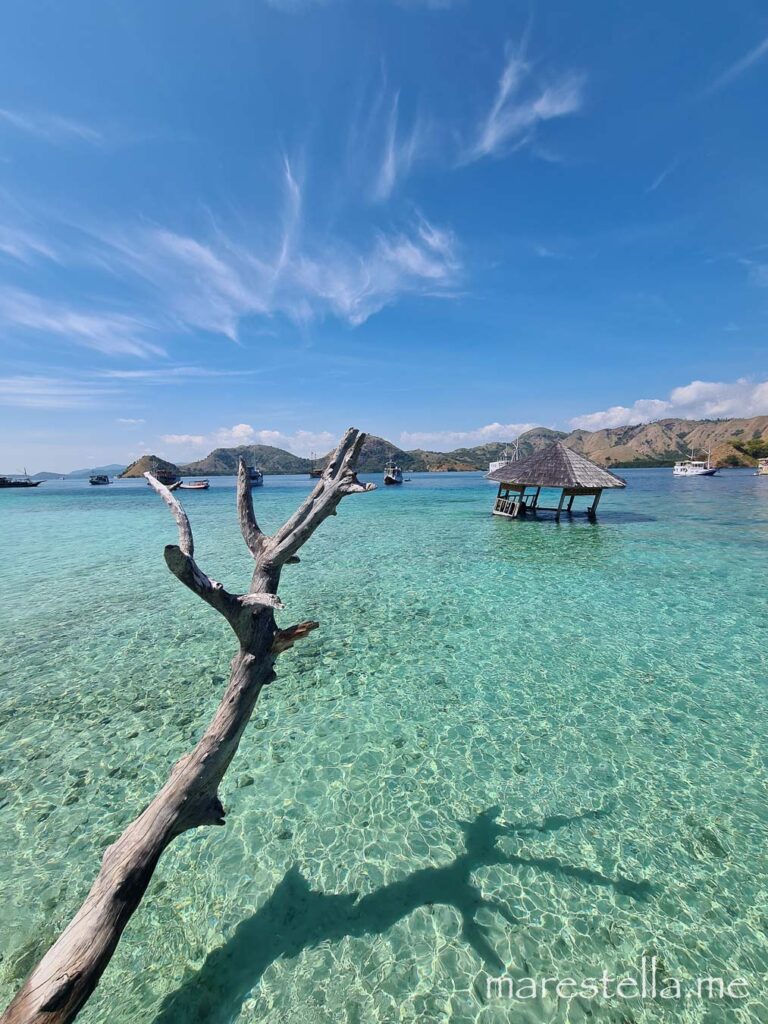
left=114, top=415, right=768, bottom=479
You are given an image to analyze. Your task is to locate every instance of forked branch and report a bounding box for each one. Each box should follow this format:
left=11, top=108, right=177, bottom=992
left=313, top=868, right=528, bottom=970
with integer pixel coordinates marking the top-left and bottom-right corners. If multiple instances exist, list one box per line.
left=266, top=427, right=375, bottom=566
left=2, top=428, right=373, bottom=1024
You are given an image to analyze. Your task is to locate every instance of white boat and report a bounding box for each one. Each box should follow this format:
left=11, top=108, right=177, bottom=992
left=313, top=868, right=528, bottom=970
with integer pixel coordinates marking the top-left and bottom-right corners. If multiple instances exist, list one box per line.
left=755, top=458, right=768, bottom=477
left=487, top=439, right=520, bottom=477
left=179, top=479, right=209, bottom=490
left=673, top=448, right=718, bottom=477
left=383, top=459, right=403, bottom=485
left=248, top=467, right=264, bottom=487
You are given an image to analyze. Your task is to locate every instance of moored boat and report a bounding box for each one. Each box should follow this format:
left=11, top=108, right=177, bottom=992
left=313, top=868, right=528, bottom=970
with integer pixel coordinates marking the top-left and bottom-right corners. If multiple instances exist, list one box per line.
left=248, top=467, right=264, bottom=487
left=487, top=439, right=520, bottom=477
left=755, top=458, right=768, bottom=476
left=179, top=479, right=209, bottom=490
left=147, top=471, right=181, bottom=489
left=384, top=459, right=403, bottom=485
left=153, top=471, right=180, bottom=486
left=673, top=448, right=717, bottom=477
left=0, top=474, right=41, bottom=488
left=308, top=451, right=323, bottom=478
left=89, top=474, right=111, bottom=485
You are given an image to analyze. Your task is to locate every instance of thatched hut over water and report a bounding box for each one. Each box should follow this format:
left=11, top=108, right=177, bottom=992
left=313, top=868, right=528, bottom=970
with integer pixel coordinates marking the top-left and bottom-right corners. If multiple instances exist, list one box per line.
left=488, top=441, right=626, bottom=520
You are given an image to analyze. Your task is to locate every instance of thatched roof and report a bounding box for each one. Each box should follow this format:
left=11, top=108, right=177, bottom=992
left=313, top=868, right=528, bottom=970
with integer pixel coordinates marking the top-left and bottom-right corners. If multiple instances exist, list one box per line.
left=488, top=442, right=626, bottom=489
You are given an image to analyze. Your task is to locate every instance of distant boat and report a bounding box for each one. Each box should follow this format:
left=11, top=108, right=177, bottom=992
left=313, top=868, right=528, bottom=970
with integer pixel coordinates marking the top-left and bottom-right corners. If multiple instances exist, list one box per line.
left=89, top=474, right=111, bottom=485
left=673, top=448, right=717, bottom=477
left=488, top=439, right=520, bottom=477
left=248, top=467, right=264, bottom=487
left=179, top=479, right=209, bottom=490
left=0, top=471, right=41, bottom=489
left=755, top=458, right=768, bottom=477
left=384, top=459, right=403, bottom=485
left=147, top=471, right=181, bottom=489
left=308, top=451, right=323, bottom=478
left=156, top=471, right=180, bottom=486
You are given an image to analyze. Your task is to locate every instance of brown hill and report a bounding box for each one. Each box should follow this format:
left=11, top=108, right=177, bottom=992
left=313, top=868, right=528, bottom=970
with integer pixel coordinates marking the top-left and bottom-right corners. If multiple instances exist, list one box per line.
left=563, top=416, right=768, bottom=467
left=120, top=455, right=181, bottom=478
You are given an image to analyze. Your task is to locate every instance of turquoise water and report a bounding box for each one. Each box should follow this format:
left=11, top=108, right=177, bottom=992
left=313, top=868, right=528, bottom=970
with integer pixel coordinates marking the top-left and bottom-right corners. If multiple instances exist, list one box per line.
left=1, top=470, right=767, bottom=1023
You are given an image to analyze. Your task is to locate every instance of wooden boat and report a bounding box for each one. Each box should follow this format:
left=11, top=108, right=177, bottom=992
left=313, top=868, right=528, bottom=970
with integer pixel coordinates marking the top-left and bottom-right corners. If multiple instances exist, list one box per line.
left=179, top=479, right=209, bottom=490
left=146, top=478, right=181, bottom=490
left=248, top=467, right=264, bottom=487
left=147, top=471, right=180, bottom=488
left=0, top=474, right=41, bottom=488
left=383, top=459, right=403, bottom=485
left=89, top=474, right=111, bottom=485
left=308, top=451, right=323, bottom=478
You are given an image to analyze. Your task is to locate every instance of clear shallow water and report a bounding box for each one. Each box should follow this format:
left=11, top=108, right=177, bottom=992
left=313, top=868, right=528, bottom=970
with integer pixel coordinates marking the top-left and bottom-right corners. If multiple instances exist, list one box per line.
left=1, top=470, right=767, bottom=1023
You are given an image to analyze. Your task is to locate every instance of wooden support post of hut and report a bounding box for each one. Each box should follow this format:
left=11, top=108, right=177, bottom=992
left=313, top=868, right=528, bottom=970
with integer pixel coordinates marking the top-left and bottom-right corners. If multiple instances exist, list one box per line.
left=488, top=441, right=625, bottom=520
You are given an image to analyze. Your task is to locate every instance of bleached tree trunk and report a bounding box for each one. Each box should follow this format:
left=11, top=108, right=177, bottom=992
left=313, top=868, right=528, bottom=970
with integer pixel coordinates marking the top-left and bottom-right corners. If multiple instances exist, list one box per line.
left=2, top=429, right=374, bottom=1024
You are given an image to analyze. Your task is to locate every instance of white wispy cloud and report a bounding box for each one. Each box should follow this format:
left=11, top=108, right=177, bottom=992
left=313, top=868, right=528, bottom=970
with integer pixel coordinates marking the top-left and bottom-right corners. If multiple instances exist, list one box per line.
left=533, top=243, right=568, bottom=259
left=400, top=421, right=539, bottom=451
left=0, top=225, right=58, bottom=264
left=0, top=108, right=101, bottom=144
left=90, top=160, right=460, bottom=333
left=747, top=261, right=768, bottom=287
left=705, top=34, right=768, bottom=94
left=294, top=218, right=459, bottom=325
left=117, top=417, right=145, bottom=424
left=160, top=423, right=336, bottom=458
left=373, top=93, right=427, bottom=200
left=570, top=378, right=768, bottom=430
left=647, top=158, right=679, bottom=193
left=0, top=375, right=112, bottom=409
left=468, top=45, right=584, bottom=162
left=347, top=65, right=431, bottom=200
left=0, top=288, right=164, bottom=358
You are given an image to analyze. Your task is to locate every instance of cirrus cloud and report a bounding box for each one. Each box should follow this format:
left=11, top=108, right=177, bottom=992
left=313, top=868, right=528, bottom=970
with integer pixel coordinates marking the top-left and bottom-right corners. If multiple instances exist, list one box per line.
left=0, top=287, right=164, bottom=358
left=89, top=160, right=460, bottom=338
left=467, top=45, right=584, bottom=162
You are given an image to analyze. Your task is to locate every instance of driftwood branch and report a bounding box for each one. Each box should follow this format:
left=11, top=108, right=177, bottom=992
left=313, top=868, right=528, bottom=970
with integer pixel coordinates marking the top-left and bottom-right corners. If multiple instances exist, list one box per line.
left=2, top=428, right=374, bottom=1024
left=236, top=457, right=265, bottom=557
left=266, top=427, right=375, bottom=567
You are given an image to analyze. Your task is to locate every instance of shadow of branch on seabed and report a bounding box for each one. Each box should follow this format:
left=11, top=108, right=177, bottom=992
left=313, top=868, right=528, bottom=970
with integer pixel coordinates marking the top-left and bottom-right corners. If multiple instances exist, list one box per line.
left=153, top=804, right=652, bottom=1024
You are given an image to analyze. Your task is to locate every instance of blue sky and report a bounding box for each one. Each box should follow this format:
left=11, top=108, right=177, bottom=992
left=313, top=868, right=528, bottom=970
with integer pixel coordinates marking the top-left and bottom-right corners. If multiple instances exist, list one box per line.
left=1, top=0, right=767, bottom=471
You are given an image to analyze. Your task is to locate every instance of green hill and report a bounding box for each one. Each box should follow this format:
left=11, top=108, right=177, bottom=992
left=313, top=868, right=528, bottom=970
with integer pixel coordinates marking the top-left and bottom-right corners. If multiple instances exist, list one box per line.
left=179, top=444, right=311, bottom=475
